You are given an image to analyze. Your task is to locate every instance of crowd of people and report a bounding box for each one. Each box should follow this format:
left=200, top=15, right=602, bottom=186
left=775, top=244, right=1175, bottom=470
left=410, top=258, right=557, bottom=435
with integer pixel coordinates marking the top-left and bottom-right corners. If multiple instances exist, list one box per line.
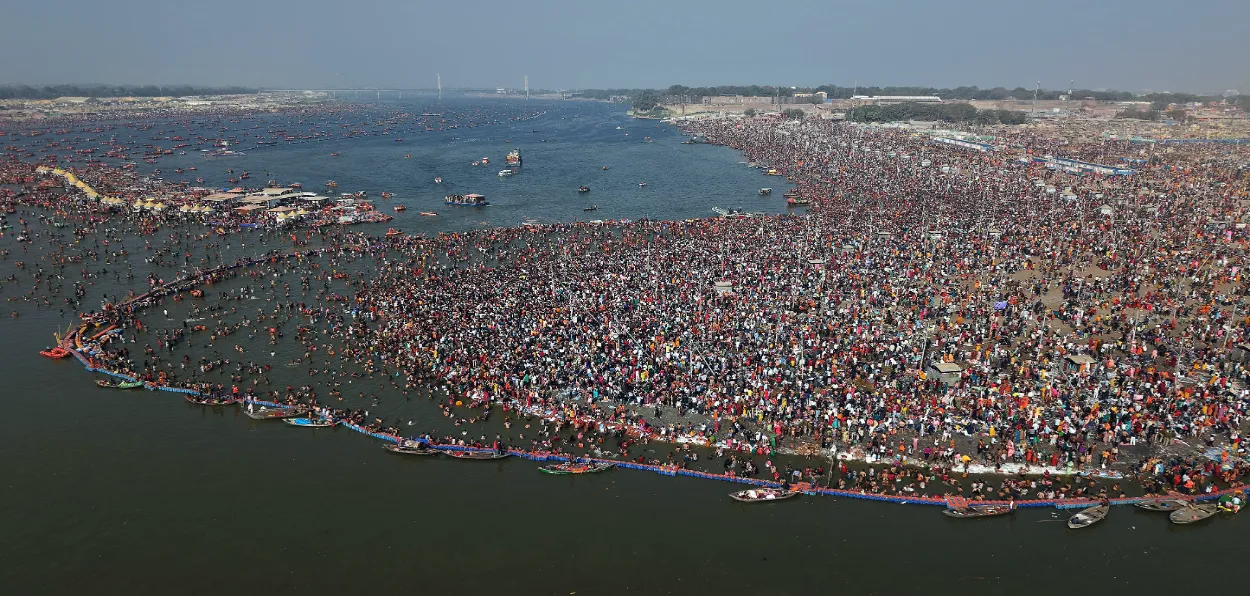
left=11, top=107, right=1250, bottom=500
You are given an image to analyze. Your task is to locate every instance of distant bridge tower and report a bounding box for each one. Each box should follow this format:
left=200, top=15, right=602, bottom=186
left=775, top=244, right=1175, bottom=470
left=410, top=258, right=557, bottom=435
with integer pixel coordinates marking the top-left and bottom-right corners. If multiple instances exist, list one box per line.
left=525, top=75, right=529, bottom=99
left=437, top=73, right=442, bottom=101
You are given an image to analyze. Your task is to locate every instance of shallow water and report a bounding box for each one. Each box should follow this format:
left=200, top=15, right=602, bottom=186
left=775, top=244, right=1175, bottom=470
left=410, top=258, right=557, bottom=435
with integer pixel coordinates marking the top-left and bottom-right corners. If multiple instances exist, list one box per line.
left=1, top=101, right=1243, bottom=594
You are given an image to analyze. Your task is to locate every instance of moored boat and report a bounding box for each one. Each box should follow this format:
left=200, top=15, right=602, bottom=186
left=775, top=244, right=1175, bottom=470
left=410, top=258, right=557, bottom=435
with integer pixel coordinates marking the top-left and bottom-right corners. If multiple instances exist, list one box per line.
left=1067, top=504, right=1109, bottom=529
left=539, top=461, right=616, bottom=475
left=942, top=504, right=1015, bottom=519
left=97, top=379, right=144, bottom=389
left=1170, top=504, right=1219, bottom=524
left=40, top=346, right=71, bottom=358
left=1135, top=499, right=1187, bottom=512
left=244, top=406, right=307, bottom=420
left=284, top=417, right=336, bottom=428
left=385, top=441, right=439, bottom=456
left=445, top=449, right=510, bottom=460
left=185, top=395, right=237, bottom=406
left=729, top=488, right=797, bottom=503
left=445, top=193, right=490, bottom=206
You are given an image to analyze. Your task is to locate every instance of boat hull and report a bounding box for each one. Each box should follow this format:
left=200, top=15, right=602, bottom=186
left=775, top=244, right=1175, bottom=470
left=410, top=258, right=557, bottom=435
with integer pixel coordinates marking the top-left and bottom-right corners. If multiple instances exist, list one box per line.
left=1067, top=505, right=1109, bottom=529
left=729, top=489, right=797, bottom=503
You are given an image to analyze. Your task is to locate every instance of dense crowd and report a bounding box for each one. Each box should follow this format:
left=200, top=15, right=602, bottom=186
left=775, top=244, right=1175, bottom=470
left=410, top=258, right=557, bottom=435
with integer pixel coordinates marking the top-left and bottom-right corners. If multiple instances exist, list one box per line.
left=11, top=109, right=1250, bottom=498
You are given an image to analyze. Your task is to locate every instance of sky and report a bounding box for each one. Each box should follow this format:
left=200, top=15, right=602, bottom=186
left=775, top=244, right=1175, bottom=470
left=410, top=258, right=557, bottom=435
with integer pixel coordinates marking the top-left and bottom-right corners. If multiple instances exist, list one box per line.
left=3, top=0, right=1248, bottom=94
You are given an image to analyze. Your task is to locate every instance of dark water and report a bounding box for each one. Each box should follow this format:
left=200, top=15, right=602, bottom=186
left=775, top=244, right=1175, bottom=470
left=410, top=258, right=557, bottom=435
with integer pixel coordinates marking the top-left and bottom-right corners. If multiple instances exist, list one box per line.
left=2, top=101, right=1244, bottom=594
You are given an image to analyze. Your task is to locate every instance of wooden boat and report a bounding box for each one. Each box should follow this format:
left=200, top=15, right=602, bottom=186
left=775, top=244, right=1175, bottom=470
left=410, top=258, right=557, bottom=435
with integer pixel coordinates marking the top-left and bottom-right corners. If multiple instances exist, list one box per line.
left=283, top=417, right=336, bottom=428
left=40, top=347, right=71, bottom=358
left=942, top=504, right=1015, bottom=519
left=393, top=205, right=406, bottom=212
left=444, top=449, right=510, bottom=460
left=97, top=379, right=144, bottom=389
left=729, top=488, right=798, bottom=503
left=1067, top=505, right=1110, bottom=529
left=385, top=442, right=439, bottom=456
left=539, top=461, right=616, bottom=475
left=759, top=188, right=772, bottom=195
left=419, top=211, right=438, bottom=217
left=244, top=406, right=306, bottom=420
left=185, top=395, right=237, bottom=406
left=1170, top=504, right=1219, bottom=524
left=583, top=205, right=598, bottom=212
left=1135, top=499, right=1187, bottom=512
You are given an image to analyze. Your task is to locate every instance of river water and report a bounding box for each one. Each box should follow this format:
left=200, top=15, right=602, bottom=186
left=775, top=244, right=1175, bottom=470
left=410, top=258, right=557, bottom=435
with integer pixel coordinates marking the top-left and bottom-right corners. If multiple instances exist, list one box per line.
left=1, top=99, right=1243, bottom=595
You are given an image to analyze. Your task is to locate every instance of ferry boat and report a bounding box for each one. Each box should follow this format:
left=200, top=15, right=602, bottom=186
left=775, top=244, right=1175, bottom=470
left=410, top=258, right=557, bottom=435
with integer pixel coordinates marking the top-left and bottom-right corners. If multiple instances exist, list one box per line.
left=481, top=157, right=489, bottom=165
left=445, top=193, right=490, bottom=206
left=498, top=169, right=514, bottom=177
left=506, top=149, right=522, bottom=168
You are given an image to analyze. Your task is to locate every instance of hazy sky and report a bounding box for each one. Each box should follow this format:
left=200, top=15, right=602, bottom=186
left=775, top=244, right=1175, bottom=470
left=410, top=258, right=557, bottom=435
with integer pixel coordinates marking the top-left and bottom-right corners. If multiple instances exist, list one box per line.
left=4, top=0, right=1247, bottom=93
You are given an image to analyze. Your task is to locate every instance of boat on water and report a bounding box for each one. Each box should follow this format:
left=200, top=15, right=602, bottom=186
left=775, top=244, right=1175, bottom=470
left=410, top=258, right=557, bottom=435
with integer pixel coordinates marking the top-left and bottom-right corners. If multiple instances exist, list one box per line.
left=444, top=449, right=510, bottom=460
left=498, top=169, right=514, bottom=177
left=521, top=218, right=540, bottom=226
left=283, top=417, right=336, bottom=428
left=759, top=188, right=772, bottom=195
left=433, top=176, right=442, bottom=184
left=394, top=205, right=406, bottom=212
left=419, top=211, right=438, bottom=217
left=97, top=379, right=144, bottom=389
left=481, top=157, right=489, bottom=164
left=40, top=347, right=70, bottom=358
left=539, top=461, right=616, bottom=475
left=942, top=504, right=1015, bottom=519
left=1170, top=504, right=1219, bottom=524
left=185, top=395, right=236, bottom=406
left=445, top=193, right=490, bottom=206
left=1135, top=499, right=1187, bottom=512
left=787, top=197, right=811, bottom=206
left=385, top=441, right=439, bottom=456
left=729, top=488, right=797, bottom=503
left=583, top=205, right=598, bottom=212
left=578, top=186, right=590, bottom=193
left=244, top=406, right=307, bottom=420
left=1067, top=504, right=1109, bottom=529
left=505, top=149, right=522, bottom=168
left=638, top=181, right=647, bottom=187
left=601, top=165, right=610, bottom=170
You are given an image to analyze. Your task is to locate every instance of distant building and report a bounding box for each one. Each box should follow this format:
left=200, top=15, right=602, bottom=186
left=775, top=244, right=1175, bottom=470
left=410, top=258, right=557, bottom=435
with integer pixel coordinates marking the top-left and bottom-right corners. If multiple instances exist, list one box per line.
left=853, top=95, right=942, bottom=104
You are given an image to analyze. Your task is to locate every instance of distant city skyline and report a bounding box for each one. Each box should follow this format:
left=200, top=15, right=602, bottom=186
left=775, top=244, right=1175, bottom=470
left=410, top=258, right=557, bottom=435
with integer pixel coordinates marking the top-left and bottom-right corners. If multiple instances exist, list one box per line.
left=3, top=0, right=1247, bottom=95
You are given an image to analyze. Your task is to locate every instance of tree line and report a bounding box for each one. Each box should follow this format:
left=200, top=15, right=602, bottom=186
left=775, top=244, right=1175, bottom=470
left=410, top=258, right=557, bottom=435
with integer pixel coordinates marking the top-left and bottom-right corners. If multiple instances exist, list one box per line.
left=846, top=102, right=1028, bottom=125
left=0, top=85, right=258, bottom=100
